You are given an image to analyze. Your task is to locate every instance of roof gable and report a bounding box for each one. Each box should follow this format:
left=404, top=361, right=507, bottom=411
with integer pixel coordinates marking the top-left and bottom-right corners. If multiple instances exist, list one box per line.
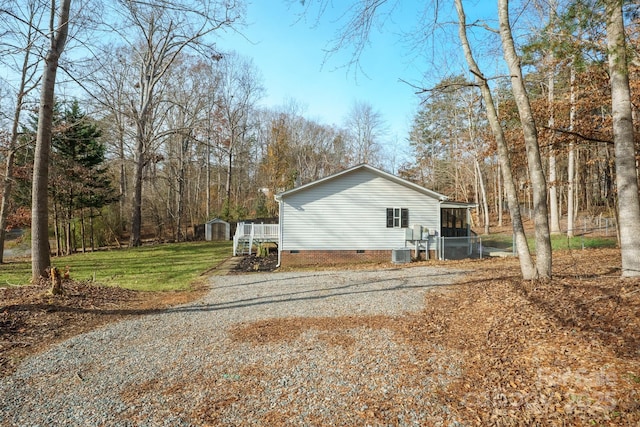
left=276, top=164, right=448, bottom=201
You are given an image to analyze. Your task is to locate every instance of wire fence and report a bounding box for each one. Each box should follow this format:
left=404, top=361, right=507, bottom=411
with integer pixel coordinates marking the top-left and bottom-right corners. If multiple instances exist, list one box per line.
left=440, top=235, right=484, bottom=260
left=509, top=216, right=617, bottom=255
left=517, top=210, right=617, bottom=237
left=461, top=216, right=619, bottom=259
left=418, top=216, right=617, bottom=261
left=567, top=216, right=616, bottom=237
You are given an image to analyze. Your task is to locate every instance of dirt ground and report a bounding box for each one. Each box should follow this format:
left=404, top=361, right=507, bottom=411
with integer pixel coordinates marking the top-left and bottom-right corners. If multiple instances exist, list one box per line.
left=1, top=248, right=639, bottom=425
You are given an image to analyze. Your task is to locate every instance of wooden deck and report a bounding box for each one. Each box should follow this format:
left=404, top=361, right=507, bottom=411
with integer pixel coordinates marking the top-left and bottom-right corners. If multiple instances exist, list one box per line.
left=233, top=222, right=279, bottom=256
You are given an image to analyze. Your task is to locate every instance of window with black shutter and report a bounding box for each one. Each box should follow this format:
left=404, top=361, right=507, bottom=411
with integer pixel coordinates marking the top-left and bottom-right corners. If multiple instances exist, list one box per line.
left=401, top=208, right=409, bottom=228
left=386, top=207, right=409, bottom=228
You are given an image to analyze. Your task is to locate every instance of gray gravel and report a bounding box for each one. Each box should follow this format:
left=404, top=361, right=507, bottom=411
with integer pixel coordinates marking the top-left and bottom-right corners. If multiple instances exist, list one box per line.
left=0, top=266, right=462, bottom=426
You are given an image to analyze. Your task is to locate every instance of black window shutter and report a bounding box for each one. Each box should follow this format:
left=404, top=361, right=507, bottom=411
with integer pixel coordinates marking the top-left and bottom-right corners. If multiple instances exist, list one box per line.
left=401, top=208, right=409, bottom=228
left=386, top=208, right=394, bottom=228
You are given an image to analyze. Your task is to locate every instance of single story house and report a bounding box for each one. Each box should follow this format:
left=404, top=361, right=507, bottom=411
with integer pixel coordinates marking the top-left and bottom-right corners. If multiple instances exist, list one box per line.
left=275, top=164, right=476, bottom=267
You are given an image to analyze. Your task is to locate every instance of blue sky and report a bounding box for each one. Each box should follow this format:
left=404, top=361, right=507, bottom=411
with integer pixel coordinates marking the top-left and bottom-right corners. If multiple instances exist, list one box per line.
left=216, top=1, right=451, bottom=165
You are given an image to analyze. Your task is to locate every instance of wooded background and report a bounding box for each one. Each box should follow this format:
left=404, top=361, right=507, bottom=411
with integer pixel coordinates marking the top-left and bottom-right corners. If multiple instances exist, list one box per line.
left=0, top=1, right=638, bottom=274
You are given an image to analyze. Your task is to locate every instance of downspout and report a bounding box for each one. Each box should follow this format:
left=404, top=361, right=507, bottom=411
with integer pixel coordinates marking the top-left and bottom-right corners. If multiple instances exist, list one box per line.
left=275, top=193, right=282, bottom=268
left=438, top=197, right=447, bottom=261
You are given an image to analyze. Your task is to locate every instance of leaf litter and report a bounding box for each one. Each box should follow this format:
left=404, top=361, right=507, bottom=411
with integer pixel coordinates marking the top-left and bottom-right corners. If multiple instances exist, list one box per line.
left=1, top=248, right=638, bottom=425
left=229, top=248, right=639, bottom=425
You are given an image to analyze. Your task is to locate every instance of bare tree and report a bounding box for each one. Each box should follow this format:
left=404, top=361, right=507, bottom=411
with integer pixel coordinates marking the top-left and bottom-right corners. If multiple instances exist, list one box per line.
left=453, top=0, right=536, bottom=279
left=0, top=0, right=45, bottom=263
left=211, top=51, right=264, bottom=218
left=162, top=57, right=210, bottom=241
left=101, top=0, right=243, bottom=246
left=85, top=46, right=140, bottom=237
left=605, top=0, right=640, bottom=277
left=345, top=100, right=387, bottom=166
left=566, top=64, right=576, bottom=238
left=498, top=0, right=552, bottom=279
left=545, top=0, right=561, bottom=235
left=31, top=0, right=71, bottom=283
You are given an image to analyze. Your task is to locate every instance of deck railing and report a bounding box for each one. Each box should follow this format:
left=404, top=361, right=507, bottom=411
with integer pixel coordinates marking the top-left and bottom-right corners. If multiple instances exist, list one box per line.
left=233, top=222, right=279, bottom=256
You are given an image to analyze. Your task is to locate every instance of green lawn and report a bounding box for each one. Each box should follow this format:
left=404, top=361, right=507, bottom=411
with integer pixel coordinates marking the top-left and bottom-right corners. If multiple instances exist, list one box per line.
left=1, top=241, right=232, bottom=291
left=480, top=233, right=617, bottom=252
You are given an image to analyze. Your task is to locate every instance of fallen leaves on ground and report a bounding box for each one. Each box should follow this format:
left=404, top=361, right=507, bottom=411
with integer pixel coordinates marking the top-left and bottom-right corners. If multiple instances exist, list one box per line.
left=2, top=248, right=639, bottom=425
left=0, top=278, right=205, bottom=376
left=230, top=248, right=640, bottom=425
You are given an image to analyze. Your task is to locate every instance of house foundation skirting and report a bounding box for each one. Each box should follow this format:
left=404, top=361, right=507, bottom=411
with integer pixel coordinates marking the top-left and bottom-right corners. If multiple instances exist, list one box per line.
left=280, top=249, right=392, bottom=267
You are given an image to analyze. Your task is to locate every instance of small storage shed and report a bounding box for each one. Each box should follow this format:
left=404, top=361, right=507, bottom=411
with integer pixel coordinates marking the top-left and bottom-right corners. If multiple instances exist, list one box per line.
left=205, top=218, right=230, bottom=241
left=275, top=164, right=475, bottom=267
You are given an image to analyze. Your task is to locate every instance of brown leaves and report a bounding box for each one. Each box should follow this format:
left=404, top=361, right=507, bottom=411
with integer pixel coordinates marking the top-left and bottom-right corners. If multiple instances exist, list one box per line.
left=228, top=248, right=639, bottom=425
left=2, top=248, right=638, bottom=425
left=0, top=279, right=204, bottom=377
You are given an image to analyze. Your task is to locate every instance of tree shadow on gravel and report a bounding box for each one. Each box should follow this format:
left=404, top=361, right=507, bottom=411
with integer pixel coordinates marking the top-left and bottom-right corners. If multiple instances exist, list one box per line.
left=0, top=280, right=205, bottom=377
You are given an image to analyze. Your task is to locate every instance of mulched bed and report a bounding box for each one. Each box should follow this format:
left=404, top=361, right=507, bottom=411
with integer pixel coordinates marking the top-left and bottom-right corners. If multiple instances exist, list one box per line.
left=232, top=253, right=278, bottom=272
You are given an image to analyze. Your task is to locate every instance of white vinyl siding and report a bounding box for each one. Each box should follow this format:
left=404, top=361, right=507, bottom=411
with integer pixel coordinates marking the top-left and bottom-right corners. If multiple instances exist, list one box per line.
left=281, top=168, right=440, bottom=251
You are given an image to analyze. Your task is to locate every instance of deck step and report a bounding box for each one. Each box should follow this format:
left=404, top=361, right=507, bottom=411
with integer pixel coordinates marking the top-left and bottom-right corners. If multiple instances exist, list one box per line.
left=232, top=222, right=280, bottom=256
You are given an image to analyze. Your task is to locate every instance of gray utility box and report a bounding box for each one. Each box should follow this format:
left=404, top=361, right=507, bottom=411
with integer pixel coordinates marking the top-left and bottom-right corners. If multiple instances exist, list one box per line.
left=392, top=248, right=411, bottom=264
left=406, top=225, right=428, bottom=241
left=405, top=228, right=414, bottom=240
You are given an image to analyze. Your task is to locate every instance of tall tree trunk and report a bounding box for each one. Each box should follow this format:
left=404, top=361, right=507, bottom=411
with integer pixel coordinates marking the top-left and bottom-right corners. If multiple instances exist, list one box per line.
left=567, top=66, right=576, bottom=238
left=225, top=148, right=233, bottom=217
left=546, top=0, right=561, bottom=236
left=129, top=46, right=156, bottom=247
left=31, top=0, right=71, bottom=282
left=118, top=123, right=127, bottom=233
left=548, top=147, right=560, bottom=233
left=90, top=207, right=95, bottom=251
left=80, top=209, right=86, bottom=253
left=130, top=136, right=144, bottom=247
left=206, top=135, right=211, bottom=219
left=454, top=0, right=536, bottom=279
left=475, top=157, right=490, bottom=235
left=548, top=70, right=561, bottom=234
left=64, top=216, right=71, bottom=255
left=176, top=135, right=189, bottom=242
left=53, top=199, right=61, bottom=257
left=65, top=191, right=73, bottom=255
left=130, top=71, right=154, bottom=247
left=498, top=163, right=503, bottom=227
left=498, top=0, right=552, bottom=280
left=0, top=127, right=19, bottom=264
left=606, top=0, right=640, bottom=277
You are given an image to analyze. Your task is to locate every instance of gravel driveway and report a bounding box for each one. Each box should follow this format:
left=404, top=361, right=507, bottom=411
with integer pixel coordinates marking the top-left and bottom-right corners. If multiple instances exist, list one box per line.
left=0, top=266, right=462, bottom=426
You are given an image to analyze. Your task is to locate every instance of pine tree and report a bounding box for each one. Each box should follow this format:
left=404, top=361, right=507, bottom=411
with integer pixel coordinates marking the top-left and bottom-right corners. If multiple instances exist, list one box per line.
left=50, top=101, right=117, bottom=254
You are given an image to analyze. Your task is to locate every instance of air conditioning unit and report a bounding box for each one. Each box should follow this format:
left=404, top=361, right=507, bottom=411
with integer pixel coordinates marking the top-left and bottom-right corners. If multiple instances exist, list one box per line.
left=392, top=248, right=411, bottom=264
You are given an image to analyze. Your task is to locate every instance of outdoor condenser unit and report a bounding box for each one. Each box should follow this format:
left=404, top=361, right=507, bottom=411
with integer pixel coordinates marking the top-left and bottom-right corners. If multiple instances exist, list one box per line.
left=392, top=248, right=411, bottom=264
